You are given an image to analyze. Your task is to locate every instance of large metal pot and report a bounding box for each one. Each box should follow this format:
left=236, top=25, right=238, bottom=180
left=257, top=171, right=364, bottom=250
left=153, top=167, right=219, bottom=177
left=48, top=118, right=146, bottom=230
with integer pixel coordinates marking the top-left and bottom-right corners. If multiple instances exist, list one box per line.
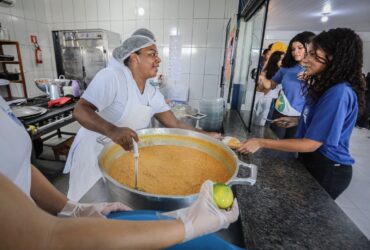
left=98, top=128, right=257, bottom=211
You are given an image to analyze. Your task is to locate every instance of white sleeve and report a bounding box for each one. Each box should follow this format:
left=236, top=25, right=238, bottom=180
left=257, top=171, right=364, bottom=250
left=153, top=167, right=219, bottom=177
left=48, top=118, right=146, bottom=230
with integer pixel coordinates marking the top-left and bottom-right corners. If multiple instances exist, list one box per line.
left=151, top=88, right=170, bottom=114
left=81, top=69, right=118, bottom=112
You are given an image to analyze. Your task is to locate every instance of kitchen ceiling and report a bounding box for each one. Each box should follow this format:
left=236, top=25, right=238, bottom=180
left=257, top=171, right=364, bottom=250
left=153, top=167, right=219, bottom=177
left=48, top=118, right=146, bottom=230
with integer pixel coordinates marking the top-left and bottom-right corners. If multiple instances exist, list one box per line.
left=266, top=0, right=370, bottom=32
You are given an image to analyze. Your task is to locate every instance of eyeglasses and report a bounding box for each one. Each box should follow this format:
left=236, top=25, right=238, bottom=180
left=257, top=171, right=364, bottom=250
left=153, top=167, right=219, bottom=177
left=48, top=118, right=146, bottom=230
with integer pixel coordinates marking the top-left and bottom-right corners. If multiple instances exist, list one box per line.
left=305, top=51, right=328, bottom=64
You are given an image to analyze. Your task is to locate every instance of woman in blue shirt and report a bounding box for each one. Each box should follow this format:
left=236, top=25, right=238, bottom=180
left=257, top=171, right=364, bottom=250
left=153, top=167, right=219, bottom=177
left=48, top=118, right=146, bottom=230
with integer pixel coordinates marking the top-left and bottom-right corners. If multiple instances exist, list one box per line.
left=260, top=31, right=315, bottom=139
left=238, top=28, right=366, bottom=199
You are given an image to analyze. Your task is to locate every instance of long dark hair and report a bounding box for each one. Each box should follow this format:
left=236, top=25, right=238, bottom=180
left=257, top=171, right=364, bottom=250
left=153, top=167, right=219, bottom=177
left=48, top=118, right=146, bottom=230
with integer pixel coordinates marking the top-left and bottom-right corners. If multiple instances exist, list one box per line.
left=307, top=28, right=366, bottom=115
left=282, top=31, right=315, bottom=68
left=264, top=51, right=284, bottom=79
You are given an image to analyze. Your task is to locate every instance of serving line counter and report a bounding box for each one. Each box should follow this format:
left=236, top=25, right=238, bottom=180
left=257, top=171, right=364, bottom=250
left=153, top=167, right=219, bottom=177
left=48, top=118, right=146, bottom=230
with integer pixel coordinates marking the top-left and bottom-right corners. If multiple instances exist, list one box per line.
left=223, top=110, right=369, bottom=249
left=80, top=110, right=369, bottom=249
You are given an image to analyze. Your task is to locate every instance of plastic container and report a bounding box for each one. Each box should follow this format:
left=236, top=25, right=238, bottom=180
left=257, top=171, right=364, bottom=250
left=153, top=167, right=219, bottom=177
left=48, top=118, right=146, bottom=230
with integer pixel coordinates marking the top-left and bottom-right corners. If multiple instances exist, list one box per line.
left=71, top=80, right=81, bottom=97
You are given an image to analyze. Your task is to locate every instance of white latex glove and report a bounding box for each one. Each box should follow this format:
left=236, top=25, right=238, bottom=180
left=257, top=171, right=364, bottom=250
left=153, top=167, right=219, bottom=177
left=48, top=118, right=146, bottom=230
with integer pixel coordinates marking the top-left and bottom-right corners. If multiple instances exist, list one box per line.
left=58, top=201, right=132, bottom=218
left=163, top=180, right=239, bottom=242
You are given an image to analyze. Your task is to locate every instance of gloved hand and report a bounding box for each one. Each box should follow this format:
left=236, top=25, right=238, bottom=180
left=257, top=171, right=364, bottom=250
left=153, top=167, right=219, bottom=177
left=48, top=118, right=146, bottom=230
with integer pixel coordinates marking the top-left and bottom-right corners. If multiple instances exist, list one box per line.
left=163, top=180, right=239, bottom=242
left=58, top=201, right=132, bottom=218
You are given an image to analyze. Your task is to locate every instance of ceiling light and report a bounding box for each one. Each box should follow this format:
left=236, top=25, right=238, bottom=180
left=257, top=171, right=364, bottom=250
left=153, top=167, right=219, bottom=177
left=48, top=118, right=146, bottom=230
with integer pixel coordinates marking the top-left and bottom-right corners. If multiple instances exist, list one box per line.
left=138, top=7, right=145, bottom=16
left=322, top=2, right=331, bottom=14
left=321, top=15, right=329, bottom=23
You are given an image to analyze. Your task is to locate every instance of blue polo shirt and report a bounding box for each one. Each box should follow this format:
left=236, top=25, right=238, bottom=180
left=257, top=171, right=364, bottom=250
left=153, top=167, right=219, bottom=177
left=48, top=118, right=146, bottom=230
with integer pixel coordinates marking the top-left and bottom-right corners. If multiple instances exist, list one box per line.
left=272, top=65, right=306, bottom=113
left=296, top=82, right=358, bottom=165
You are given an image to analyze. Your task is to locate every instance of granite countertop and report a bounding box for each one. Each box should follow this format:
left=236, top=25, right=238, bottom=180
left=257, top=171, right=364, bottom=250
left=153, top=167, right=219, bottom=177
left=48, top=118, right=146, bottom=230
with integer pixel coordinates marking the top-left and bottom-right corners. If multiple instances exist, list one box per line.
left=223, top=110, right=370, bottom=249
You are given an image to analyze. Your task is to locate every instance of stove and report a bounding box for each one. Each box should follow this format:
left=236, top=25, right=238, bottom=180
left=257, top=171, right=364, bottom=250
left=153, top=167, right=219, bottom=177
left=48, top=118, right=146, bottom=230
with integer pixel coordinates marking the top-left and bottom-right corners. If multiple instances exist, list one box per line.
left=15, top=95, right=76, bottom=140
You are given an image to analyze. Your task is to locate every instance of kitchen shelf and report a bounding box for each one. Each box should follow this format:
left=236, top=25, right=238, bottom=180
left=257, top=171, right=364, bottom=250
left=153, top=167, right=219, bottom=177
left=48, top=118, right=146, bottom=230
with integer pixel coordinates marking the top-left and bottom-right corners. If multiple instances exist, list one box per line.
left=0, top=61, right=19, bottom=64
left=0, top=40, right=27, bottom=99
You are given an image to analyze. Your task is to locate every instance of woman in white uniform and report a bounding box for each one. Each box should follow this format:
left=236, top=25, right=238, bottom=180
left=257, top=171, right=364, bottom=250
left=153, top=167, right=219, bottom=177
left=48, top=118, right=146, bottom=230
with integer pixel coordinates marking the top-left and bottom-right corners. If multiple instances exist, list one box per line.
left=65, top=35, right=219, bottom=201
left=0, top=96, right=239, bottom=249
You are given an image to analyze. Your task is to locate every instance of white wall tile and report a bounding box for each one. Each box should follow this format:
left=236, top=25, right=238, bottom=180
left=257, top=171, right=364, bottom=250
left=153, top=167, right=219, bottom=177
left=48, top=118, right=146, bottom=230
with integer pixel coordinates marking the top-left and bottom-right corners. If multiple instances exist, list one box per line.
left=110, top=21, right=123, bottom=38
left=86, top=21, right=99, bottom=29
left=98, top=21, right=111, bottom=30
left=192, top=19, right=207, bottom=47
left=149, top=0, right=163, bottom=19
left=163, top=19, right=178, bottom=46
left=50, top=0, right=63, bottom=22
left=136, top=19, right=150, bottom=30
left=194, top=0, right=209, bottom=18
left=85, top=0, right=97, bottom=21
left=38, top=23, right=51, bottom=47
left=190, top=48, right=206, bottom=74
left=62, top=0, right=74, bottom=22
left=35, top=0, right=47, bottom=22
left=97, top=0, right=110, bottom=21
left=209, top=0, right=225, bottom=18
left=23, top=0, right=36, bottom=20
left=73, top=0, right=86, bottom=22
left=178, top=19, right=192, bottom=47
left=137, top=0, right=149, bottom=19
left=12, top=17, right=28, bottom=45
left=205, top=48, right=222, bottom=74
left=149, top=19, right=164, bottom=45
left=203, top=74, right=219, bottom=98
left=110, top=0, right=123, bottom=20
left=189, top=74, right=204, bottom=99
left=178, top=0, right=193, bottom=19
left=123, top=0, right=136, bottom=20
left=178, top=74, right=190, bottom=87
left=64, top=22, right=75, bottom=30
left=180, top=48, right=191, bottom=73
left=207, top=19, right=224, bottom=47
left=74, top=22, right=87, bottom=29
left=21, top=45, right=33, bottom=72
left=164, top=0, right=178, bottom=19
left=10, top=0, right=24, bottom=18
left=123, top=20, right=136, bottom=39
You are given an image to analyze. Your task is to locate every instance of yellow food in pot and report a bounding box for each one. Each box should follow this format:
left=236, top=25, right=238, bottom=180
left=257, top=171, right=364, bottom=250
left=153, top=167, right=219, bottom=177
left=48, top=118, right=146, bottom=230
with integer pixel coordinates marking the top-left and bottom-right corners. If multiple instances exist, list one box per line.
left=106, top=145, right=231, bottom=195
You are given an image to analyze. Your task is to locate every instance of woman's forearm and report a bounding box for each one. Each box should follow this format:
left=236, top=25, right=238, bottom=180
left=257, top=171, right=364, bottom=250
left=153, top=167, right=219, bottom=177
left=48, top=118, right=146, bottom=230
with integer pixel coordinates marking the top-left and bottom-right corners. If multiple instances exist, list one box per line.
left=30, top=166, right=68, bottom=215
left=260, top=138, right=322, bottom=153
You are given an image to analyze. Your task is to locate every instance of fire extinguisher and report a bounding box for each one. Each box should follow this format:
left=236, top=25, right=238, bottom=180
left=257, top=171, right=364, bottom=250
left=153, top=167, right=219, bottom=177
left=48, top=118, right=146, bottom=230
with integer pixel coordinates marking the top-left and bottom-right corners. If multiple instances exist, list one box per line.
left=35, top=44, right=43, bottom=64
left=30, top=35, right=43, bottom=64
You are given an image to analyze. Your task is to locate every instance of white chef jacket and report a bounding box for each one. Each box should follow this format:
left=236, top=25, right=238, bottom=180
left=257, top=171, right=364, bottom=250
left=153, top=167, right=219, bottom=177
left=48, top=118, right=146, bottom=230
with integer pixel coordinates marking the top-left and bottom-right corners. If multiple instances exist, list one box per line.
left=0, top=97, right=32, bottom=197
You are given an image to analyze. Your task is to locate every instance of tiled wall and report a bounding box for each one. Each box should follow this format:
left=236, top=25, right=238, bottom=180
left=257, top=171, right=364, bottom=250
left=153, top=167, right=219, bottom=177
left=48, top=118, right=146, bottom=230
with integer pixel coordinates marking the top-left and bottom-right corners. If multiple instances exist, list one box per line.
left=1, top=0, right=239, bottom=106
left=45, top=0, right=238, bottom=107
left=0, top=0, right=55, bottom=98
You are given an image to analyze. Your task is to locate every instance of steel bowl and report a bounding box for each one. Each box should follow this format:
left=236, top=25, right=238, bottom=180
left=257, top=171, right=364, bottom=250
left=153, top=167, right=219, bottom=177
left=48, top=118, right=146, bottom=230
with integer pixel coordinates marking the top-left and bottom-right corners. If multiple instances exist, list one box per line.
left=98, top=128, right=257, bottom=211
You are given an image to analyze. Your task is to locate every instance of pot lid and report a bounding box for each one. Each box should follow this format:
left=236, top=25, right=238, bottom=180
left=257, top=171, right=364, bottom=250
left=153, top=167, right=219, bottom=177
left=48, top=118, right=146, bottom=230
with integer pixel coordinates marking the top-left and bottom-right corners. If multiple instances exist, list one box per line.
left=11, top=106, right=47, bottom=118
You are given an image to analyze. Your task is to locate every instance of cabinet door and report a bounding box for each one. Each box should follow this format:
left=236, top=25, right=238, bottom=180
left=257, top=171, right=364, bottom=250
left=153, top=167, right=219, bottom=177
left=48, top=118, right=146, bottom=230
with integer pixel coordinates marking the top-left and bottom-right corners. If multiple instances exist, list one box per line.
left=82, top=47, right=106, bottom=85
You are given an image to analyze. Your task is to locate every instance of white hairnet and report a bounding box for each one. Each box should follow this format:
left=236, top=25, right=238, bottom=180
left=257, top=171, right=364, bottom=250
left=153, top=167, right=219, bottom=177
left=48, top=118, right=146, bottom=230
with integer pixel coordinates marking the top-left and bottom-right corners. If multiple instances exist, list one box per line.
left=113, top=35, right=155, bottom=62
left=132, top=28, right=156, bottom=42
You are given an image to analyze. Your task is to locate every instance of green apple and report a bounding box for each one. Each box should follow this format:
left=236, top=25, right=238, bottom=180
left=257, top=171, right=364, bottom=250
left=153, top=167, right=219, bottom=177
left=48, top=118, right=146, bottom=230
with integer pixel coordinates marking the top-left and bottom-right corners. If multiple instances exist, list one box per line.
left=213, top=183, right=234, bottom=209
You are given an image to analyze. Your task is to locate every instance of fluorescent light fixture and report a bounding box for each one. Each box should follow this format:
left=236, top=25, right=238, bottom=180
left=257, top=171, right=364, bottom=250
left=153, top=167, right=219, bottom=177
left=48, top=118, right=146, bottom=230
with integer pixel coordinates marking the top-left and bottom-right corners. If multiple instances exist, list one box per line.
left=323, top=2, right=331, bottom=14
left=138, top=7, right=145, bottom=16
left=321, top=15, right=329, bottom=22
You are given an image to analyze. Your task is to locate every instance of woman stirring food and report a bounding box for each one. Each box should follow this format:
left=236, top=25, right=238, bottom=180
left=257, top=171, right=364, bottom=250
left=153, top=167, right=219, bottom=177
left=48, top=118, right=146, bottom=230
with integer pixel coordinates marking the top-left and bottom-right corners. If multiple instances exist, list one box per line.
left=238, top=28, right=366, bottom=200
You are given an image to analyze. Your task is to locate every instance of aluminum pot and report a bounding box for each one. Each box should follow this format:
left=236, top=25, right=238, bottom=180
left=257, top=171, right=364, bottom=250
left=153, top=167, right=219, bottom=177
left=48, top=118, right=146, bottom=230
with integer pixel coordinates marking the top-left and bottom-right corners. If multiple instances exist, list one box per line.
left=98, top=128, right=257, bottom=211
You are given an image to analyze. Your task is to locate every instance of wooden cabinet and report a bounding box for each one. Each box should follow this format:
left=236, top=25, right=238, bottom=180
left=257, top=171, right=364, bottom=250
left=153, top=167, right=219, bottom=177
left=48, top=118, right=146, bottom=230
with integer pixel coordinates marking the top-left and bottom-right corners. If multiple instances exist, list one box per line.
left=0, top=40, right=27, bottom=100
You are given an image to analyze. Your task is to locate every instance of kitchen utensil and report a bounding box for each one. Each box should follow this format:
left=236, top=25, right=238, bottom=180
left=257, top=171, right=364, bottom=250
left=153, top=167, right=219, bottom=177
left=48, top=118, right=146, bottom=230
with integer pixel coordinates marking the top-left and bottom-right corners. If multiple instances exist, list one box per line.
left=49, top=83, right=60, bottom=100
left=97, top=128, right=257, bottom=211
left=132, top=139, right=139, bottom=189
left=34, top=78, right=51, bottom=93
left=11, top=106, right=47, bottom=118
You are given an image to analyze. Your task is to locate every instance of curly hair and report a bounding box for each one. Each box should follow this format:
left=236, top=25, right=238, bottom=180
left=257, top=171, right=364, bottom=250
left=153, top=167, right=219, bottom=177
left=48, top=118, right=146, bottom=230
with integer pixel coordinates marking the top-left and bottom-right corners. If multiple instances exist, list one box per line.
left=307, top=28, right=366, bottom=115
left=282, top=31, right=315, bottom=68
left=263, top=51, right=284, bottom=79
